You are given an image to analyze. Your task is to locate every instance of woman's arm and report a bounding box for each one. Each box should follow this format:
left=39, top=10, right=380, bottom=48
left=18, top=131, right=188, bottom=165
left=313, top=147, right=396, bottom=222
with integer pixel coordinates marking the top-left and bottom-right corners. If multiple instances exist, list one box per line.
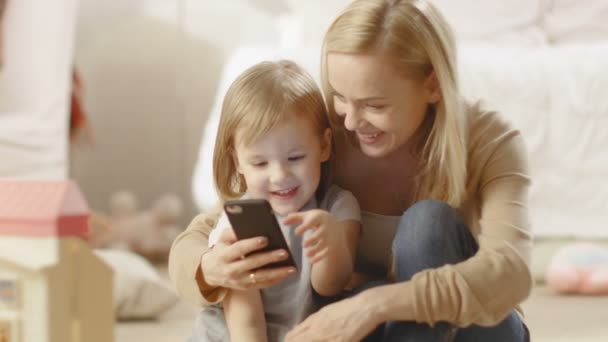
left=169, top=209, right=299, bottom=307
left=407, top=119, right=533, bottom=327
left=285, top=282, right=414, bottom=341
left=168, top=210, right=226, bottom=306
left=224, top=289, right=268, bottom=342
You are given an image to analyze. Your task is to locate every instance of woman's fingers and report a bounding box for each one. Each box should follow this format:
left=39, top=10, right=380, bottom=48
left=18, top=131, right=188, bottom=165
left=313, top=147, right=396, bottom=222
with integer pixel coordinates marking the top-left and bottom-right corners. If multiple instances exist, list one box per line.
left=232, top=249, right=290, bottom=272
left=250, top=266, right=297, bottom=288
left=229, top=265, right=296, bottom=290
left=221, top=236, right=268, bottom=261
left=217, top=228, right=237, bottom=244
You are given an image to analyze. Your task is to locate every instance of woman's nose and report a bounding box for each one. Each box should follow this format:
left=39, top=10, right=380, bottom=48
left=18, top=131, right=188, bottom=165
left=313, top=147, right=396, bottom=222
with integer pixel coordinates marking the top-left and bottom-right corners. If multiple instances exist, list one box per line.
left=342, top=104, right=362, bottom=131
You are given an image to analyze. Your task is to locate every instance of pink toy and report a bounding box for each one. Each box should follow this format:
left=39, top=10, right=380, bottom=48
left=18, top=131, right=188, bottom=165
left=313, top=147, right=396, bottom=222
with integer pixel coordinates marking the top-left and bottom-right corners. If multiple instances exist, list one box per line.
left=0, top=180, right=89, bottom=237
left=545, top=242, right=608, bottom=295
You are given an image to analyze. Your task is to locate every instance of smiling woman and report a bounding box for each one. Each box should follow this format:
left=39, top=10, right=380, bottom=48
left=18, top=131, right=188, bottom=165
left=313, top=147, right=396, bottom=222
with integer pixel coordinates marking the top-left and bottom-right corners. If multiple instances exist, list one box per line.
left=283, top=1, right=532, bottom=341
left=327, top=53, right=438, bottom=160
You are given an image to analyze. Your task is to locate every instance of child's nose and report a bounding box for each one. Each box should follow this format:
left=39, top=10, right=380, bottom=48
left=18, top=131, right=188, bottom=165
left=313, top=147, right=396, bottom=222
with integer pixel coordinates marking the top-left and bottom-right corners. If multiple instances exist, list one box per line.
left=270, top=163, right=290, bottom=183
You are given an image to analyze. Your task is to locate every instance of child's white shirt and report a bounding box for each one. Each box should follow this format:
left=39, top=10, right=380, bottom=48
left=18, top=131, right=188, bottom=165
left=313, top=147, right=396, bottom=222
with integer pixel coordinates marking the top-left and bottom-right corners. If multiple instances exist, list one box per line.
left=207, top=185, right=360, bottom=341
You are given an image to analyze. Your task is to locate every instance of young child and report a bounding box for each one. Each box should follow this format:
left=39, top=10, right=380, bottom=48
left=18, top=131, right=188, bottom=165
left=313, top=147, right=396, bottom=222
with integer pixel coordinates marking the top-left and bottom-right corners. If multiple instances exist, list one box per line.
left=206, top=60, right=361, bottom=341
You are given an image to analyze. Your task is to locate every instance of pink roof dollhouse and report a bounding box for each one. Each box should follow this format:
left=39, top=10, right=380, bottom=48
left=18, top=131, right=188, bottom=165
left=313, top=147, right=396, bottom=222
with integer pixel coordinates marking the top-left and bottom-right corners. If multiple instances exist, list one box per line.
left=0, top=180, right=113, bottom=342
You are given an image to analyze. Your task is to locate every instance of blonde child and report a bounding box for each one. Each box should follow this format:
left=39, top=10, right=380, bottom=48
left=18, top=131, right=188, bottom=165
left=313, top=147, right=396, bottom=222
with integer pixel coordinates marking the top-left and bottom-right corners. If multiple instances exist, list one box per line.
left=201, top=60, right=360, bottom=341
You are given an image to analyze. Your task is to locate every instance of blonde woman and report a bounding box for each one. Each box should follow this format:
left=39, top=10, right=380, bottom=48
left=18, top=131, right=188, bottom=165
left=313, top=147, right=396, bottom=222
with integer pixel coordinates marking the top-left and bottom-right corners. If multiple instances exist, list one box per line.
left=284, top=0, right=532, bottom=341
left=170, top=0, right=532, bottom=341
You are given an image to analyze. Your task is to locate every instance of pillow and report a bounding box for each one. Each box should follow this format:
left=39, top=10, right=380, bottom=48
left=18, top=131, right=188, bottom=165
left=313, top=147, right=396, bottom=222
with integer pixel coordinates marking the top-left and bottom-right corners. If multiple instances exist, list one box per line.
left=94, top=249, right=179, bottom=320
left=429, top=0, right=547, bottom=45
left=277, top=0, right=547, bottom=48
left=542, top=0, right=608, bottom=44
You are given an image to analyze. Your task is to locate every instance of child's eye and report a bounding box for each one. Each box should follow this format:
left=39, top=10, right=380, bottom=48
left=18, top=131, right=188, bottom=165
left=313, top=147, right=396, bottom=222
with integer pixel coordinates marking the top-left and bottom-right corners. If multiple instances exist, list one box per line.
left=251, top=161, right=267, bottom=168
left=288, top=155, right=305, bottom=162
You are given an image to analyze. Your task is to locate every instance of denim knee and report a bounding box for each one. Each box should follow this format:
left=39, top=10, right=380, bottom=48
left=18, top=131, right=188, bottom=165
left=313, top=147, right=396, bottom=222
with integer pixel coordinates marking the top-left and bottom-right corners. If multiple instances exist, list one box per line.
left=392, top=199, right=476, bottom=281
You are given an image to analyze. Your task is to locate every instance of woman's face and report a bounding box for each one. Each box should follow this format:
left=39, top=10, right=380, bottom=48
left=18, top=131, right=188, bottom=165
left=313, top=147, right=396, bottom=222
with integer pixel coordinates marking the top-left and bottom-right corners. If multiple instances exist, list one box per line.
left=327, top=53, right=439, bottom=158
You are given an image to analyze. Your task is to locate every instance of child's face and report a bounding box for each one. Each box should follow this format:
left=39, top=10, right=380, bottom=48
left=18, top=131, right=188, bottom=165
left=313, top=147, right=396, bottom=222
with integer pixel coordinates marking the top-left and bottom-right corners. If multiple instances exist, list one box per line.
left=234, top=114, right=331, bottom=216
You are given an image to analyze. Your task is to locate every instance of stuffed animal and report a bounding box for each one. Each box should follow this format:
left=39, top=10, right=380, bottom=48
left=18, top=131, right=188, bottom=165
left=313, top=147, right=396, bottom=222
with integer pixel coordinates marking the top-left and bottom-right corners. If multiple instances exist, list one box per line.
left=88, top=190, right=183, bottom=264
left=545, top=242, right=608, bottom=295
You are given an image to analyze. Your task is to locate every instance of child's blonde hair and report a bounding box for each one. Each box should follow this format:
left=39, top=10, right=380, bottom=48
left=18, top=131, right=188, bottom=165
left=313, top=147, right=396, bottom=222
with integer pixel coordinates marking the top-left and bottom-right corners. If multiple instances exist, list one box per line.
left=213, top=60, right=331, bottom=201
left=322, top=0, right=467, bottom=207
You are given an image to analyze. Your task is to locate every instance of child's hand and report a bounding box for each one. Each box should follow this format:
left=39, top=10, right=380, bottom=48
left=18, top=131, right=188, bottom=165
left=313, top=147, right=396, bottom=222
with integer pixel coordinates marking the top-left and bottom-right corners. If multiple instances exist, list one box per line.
left=283, top=209, right=338, bottom=264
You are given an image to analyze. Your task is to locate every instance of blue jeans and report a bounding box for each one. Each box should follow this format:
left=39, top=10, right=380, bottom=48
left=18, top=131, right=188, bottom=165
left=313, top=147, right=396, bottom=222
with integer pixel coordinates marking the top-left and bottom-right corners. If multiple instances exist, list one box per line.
left=340, top=200, right=530, bottom=342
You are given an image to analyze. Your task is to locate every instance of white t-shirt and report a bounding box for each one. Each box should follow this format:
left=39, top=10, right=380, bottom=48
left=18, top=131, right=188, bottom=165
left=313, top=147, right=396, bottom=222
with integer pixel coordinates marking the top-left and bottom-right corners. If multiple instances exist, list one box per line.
left=207, top=185, right=360, bottom=341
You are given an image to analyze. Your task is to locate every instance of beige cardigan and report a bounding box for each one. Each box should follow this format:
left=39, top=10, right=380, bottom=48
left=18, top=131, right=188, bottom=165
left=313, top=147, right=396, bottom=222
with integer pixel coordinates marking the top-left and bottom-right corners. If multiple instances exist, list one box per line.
left=168, top=102, right=533, bottom=327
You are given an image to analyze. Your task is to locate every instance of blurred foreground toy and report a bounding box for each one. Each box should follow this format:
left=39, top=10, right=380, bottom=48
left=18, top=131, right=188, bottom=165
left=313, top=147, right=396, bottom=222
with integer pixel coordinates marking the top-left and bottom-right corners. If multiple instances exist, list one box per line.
left=88, top=190, right=183, bottom=264
left=545, top=242, right=608, bottom=295
left=0, top=180, right=113, bottom=342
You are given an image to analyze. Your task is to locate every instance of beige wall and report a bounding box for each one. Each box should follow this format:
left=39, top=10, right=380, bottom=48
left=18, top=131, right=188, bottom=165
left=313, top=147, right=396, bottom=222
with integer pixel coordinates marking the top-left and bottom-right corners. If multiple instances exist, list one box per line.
left=70, top=1, right=281, bottom=223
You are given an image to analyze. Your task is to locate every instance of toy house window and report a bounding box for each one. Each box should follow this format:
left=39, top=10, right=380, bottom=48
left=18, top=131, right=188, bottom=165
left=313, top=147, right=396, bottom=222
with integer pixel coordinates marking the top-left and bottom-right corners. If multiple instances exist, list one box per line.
left=0, top=278, right=19, bottom=311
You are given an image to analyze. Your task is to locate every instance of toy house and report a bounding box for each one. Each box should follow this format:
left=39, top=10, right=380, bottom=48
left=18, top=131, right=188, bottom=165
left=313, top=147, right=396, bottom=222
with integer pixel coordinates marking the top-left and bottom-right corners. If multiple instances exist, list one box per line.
left=0, top=180, right=113, bottom=342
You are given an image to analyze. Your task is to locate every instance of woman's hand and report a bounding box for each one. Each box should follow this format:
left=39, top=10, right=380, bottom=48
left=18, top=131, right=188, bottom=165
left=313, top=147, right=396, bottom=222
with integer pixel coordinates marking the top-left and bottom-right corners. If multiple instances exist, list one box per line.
left=200, top=229, right=296, bottom=290
left=283, top=209, right=339, bottom=264
left=285, top=294, right=382, bottom=342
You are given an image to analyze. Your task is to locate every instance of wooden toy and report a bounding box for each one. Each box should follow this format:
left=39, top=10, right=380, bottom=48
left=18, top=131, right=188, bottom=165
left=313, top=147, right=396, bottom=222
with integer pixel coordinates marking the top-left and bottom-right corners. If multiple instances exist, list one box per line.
left=0, top=180, right=113, bottom=342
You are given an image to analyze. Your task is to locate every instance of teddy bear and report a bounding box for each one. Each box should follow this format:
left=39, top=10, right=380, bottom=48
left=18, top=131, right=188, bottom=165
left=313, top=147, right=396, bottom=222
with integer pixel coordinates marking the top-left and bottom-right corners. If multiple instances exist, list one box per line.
left=544, top=242, right=608, bottom=295
left=88, top=190, right=183, bottom=264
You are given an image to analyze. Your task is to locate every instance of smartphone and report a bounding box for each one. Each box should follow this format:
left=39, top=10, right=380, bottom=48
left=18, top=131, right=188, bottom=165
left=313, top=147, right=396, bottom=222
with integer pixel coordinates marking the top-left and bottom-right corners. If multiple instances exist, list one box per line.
left=224, top=199, right=297, bottom=269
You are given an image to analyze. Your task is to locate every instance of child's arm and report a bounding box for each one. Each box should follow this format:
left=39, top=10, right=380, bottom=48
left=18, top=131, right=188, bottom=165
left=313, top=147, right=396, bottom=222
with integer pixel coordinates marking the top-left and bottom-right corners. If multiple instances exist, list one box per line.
left=310, top=216, right=359, bottom=296
left=284, top=210, right=360, bottom=296
left=224, top=289, right=268, bottom=342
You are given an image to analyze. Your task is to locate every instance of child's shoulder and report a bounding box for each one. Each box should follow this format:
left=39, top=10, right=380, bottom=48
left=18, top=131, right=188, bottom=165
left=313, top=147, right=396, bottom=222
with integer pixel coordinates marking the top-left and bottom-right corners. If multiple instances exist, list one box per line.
left=319, top=185, right=361, bottom=220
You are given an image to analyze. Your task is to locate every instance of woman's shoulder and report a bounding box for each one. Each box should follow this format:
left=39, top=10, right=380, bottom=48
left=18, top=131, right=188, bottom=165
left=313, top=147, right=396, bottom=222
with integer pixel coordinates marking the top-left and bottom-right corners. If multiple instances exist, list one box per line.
left=464, top=99, right=528, bottom=174
left=464, top=100, right=519, bottom=140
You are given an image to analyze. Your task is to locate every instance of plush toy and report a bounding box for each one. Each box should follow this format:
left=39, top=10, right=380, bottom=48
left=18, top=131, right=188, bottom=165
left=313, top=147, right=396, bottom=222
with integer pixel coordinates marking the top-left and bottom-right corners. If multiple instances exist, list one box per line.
left=545, top=242, right=608, bottom=295
left=88, top=190, right=183, bottom=264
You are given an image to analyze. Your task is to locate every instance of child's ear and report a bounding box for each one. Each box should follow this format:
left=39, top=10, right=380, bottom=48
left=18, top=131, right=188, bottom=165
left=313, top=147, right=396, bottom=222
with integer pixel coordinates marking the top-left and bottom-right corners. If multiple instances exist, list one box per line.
left=320, top=128, right=332, bottom=162
left=424, top=71, right=442, bottom=104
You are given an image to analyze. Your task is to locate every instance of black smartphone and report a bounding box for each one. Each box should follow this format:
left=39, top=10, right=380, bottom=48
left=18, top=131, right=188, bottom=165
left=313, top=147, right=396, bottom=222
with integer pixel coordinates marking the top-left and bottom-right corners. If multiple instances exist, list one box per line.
left=224, top=199, right=297, bottom=269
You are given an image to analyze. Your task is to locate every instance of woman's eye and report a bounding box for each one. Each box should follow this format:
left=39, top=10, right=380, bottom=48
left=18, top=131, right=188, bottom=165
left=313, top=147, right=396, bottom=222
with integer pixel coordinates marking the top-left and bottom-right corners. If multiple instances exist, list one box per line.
left=288, top=155, right=305, bottom=162
left=334, top=94, right=346, bottom=103
left=252, top=161, right=267, bottom=167
left=366, top=103, right=386, bottom=110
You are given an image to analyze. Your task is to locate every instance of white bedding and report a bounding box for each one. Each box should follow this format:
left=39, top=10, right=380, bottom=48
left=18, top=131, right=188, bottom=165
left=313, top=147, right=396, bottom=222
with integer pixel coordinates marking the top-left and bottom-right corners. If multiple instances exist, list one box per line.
left=192, top=43, right=608, bottom=238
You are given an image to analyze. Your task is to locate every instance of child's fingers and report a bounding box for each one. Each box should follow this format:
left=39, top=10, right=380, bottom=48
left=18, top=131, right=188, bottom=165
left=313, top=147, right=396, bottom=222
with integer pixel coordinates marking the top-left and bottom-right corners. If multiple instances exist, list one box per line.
left=303, top=227, right=325, bottom=247
left=310, top=247, right=329, bottom=264
left=294, top=222, right=317, bottom=236
left=282, top=212, right=305, bottom=226
left=305, top=238, right=326, bottom=257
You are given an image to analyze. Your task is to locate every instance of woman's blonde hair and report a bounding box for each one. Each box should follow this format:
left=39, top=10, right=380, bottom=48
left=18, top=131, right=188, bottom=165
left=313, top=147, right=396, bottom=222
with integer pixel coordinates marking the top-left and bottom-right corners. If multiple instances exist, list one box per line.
left=322, top=0, right=467, bottom=207
left=213, top=60, right=331, bottom=201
